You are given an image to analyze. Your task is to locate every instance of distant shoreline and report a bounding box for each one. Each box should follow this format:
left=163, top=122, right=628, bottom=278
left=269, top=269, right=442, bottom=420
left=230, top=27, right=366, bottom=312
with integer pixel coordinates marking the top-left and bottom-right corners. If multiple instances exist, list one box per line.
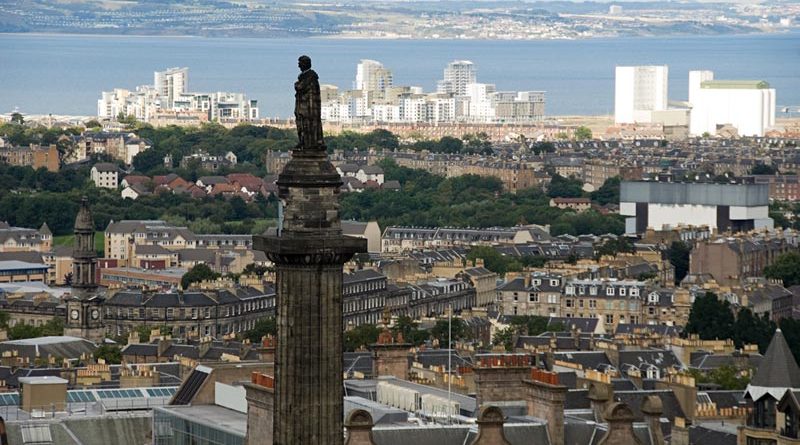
left=0, top=30, right=793, bottom=42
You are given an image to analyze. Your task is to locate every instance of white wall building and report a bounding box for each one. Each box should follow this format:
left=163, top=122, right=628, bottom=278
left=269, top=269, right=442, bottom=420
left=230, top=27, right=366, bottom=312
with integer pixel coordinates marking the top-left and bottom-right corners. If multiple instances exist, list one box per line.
left=355, top=60, right=393, bottom=93
left=614, top=65, right=669, bottom=124
left=620, top=181, right=773, bottom=234
left=91, top=163, right=119, bottom=189
left=688, top=71, right=776, bottom=137
left=437, top=60, right=477, bottom=96
left=154, top=67, right=188, bottom=109
left=465, top=83, right=497, bottom=122
left=98, top=68, right=257, bottom=123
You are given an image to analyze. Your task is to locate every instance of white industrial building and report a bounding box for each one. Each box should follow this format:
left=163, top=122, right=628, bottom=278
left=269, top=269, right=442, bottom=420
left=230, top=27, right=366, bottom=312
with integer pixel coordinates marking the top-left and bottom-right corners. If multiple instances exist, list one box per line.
left=620, top=181, right=773, bottom=234
left=614, top=65, right=669, bottom=124
left=688, top=70, right=776, bottom=137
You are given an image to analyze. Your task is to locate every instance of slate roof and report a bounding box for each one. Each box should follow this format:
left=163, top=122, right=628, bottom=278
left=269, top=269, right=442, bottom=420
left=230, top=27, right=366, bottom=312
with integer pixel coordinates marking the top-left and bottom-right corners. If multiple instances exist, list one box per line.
left=618, top=349, right=684, bottom=374
left=614, top=390, right=686, bottom=421
left=749, top=329, right=800, bottom=389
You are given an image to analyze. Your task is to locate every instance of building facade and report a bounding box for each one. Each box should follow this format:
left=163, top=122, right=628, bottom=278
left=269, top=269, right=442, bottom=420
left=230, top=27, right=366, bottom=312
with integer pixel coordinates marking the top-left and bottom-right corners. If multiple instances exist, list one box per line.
left=620, top=181, right=773, bottom=234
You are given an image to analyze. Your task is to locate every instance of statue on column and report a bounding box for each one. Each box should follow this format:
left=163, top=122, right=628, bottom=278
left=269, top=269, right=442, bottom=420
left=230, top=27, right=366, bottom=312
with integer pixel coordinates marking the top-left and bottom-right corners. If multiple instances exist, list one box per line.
left=294, top=55, right=325, bottom=150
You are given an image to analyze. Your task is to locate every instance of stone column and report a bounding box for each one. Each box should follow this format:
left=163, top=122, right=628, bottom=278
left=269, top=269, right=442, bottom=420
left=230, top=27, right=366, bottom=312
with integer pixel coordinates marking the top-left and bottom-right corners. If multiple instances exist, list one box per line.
left=255, top=148, right=366, bottom=445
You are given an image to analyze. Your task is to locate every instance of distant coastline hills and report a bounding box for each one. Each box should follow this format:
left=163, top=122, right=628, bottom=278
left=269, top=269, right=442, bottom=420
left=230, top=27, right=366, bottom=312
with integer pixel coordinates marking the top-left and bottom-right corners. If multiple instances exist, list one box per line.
left=0, top=0, right=794, bottom=39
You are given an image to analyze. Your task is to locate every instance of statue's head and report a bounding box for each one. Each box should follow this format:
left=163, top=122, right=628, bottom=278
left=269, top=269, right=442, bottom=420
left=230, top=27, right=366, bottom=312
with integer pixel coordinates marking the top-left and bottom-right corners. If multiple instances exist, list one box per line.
left=298, top=55, right=312, bottom=72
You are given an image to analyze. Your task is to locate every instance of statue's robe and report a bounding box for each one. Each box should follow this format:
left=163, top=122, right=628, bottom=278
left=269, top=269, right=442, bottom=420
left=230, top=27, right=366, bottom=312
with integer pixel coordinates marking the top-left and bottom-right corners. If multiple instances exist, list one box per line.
left=294, top=69, right=324, bottom=149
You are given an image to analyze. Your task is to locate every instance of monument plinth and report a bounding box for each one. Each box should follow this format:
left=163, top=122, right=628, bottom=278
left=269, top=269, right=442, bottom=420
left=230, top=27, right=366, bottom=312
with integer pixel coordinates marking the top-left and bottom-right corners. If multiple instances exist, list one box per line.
left=253, top=55, right=366, bottom=445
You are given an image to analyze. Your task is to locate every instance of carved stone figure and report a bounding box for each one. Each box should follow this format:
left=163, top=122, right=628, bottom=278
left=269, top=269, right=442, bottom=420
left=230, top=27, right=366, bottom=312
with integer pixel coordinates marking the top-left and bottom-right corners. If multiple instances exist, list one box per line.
left=294, top=55, right=324, bottom=150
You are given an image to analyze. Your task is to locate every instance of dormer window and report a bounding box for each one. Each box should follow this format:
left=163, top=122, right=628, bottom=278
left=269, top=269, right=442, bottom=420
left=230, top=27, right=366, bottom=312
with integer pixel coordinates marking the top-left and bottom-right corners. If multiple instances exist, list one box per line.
left=648, top=293, right=659, bottom=304
left=619, top=287, right=627, bottom=296
left=606, top=287, right=614, bottom=296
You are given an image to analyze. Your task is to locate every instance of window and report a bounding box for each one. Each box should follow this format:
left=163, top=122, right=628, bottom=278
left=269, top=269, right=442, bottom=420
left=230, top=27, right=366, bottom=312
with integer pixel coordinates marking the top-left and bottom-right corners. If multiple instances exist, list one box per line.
left=630, top=288, right=639, bottom=297
left=589, top=300, right=597, bottom=309
left=578, top=299, right=584, bottom=308
left=606, top=287, right=614, bottom=296
left=529, top=293, right=538, bottom=303
left=167, top=308, right=174, bottom=319
left=547, top=295, right=558, bottom=304
left=550, top=279, right=559, bottom=287
left=589, top=287, right=597, bottom=296
left=566, top=299, right=574, bottom=308
left=619, top=287, right=626, bottom=296
left=605, top=314, right=614, bottom=324
left=648, top=293, right=659, bottom=304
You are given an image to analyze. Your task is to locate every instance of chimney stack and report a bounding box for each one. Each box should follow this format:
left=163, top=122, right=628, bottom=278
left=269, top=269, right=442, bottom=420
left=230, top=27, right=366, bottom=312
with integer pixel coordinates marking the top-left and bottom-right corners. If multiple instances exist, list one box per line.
left=470, top=406, right=512, bottom=445
left=641, top=395, right=665, bottom=445
left=525, top=368, right=567, bottom=445
left=344, top=410, right=376, bottom=445
left=597, top=403, right=644, bottom=445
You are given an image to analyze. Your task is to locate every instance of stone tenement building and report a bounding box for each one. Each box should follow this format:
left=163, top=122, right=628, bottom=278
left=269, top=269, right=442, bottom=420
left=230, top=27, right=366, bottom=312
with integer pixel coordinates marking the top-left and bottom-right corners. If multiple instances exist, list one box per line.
left=498, top=274, right=691, bottom=330
left=690, top=231, right=799, bottom=287
left=0, top=143, right=60, bottom=172
left=101, top=286, right=276, bottom=339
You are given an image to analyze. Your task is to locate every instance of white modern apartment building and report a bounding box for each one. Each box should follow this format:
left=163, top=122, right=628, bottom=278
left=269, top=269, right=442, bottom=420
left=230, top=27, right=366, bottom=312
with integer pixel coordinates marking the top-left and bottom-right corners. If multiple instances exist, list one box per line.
left=98, top=68, right=258, bottom=123
left=688, top=70, right=776, bottom=137
left=321, top=59, right=544, bottom=124
left=355, top=60, right=393, bottom=93
left=437, top=60, right=477, bottom=96
left=614, top=65, right=669, bottom=124
left=154, top=67, right=188, bottom=109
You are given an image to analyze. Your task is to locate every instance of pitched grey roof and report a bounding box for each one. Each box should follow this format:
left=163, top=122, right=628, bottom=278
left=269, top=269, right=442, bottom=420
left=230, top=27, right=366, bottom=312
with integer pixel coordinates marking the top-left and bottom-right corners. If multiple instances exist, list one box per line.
left=750, top=329, right=800, bottom=388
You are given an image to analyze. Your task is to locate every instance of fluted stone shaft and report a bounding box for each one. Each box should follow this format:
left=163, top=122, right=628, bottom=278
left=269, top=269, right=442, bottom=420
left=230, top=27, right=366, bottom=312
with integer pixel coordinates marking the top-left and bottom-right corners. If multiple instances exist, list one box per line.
left=255, top=150, right=365, bottom=445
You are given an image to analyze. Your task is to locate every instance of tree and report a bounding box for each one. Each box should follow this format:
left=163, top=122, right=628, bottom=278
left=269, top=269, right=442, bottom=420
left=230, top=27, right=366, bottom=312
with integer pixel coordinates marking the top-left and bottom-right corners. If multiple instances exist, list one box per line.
left=733, top=307, right=775, bottom=352
left=8, top=323, right=40, bottom=340
left=94, top=344, right=122, bottom=364
left=181, top=263, right=220, bottom=289
left=344, top=324, right=381, bottom=351
left=531, top=142, right=555, bottom=155
left=666, top=241, right=691, bottom=284
left=493, top=327, right=516, bottom=352
left=10, top=112, right=24, bottom=125
left=751, top=163, right=778, bottom=175
left=547, top=174, right=584, bottom=199
left=393, top=315, right=429, bottom=346
left=243, top=317, right=277, bottom=344
left=0, top=311, right=9, bottom=329
left=243, top=263, right=270, bottom=276
left=430, top=318, right=469, bottom=348
left=596, top=237, right=635, bottom=258
left=574, top=126, right=592, bottom=141
left=590, top=177, right=621, bottom=206
left=467, top=246, right=514, bottom=275
left=764, top=252, right=800, bottom=287
left=688, top=365, right=751, bottom=390
left=684, top=292, right=735, bottom=341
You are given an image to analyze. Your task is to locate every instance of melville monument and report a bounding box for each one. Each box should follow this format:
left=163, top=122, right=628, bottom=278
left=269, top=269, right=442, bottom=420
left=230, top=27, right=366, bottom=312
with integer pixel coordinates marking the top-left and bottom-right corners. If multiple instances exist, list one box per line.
left=254, top=56, right=367, bottom=444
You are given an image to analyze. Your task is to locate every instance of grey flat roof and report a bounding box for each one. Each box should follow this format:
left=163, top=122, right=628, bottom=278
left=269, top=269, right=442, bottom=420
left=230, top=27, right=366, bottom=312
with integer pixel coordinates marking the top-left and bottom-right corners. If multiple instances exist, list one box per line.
left=3, top=336, right=87, bottom=346
left=0, top=260, right=49, bottom=271
left=621, top=181, right=769, bottom=207
left=156, top=405, right=246, bottom=437
left=19, top=376, right=68, bottom=385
